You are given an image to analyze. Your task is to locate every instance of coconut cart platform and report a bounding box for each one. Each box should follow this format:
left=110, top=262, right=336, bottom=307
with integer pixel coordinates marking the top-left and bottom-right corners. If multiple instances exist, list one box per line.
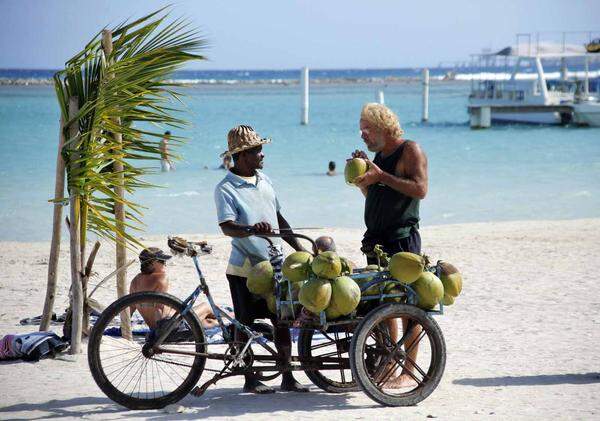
left=87, top=232, right=451, bottom=410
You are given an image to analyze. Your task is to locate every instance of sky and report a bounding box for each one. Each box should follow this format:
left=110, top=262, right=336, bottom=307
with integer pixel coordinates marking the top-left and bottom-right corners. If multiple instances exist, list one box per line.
left=1, top=0, right=598, bottom=70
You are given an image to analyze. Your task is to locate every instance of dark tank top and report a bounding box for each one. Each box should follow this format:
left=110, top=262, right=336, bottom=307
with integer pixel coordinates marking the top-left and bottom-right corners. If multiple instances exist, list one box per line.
left=364, top=141, right=420, bottom=242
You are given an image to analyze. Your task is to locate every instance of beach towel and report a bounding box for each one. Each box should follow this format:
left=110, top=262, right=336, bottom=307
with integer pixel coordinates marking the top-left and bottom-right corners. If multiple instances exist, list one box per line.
left=20, top=312, right=68, bottom=326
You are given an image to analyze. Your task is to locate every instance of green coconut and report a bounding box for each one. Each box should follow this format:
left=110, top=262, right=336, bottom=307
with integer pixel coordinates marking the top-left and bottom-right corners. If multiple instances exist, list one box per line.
left=439, top=261, right=463, bottom=297
left=311, top=251, right=342, bottom=280
left=246, top=261, right=274, bottom=295
left=339, top=257, right=355, bottom=275
left=389, top=252, right=425, bottom=284
left=327, top=276, right=361, bottom=317
left=299, top=278, right=332, bottom=314
left=344, top=158, right=368, bottom=185
left=282, top=251, right=313, bottom=283
left=442, top=293, right=455, bottom=306
left=412, top=271, right=444, bottom=310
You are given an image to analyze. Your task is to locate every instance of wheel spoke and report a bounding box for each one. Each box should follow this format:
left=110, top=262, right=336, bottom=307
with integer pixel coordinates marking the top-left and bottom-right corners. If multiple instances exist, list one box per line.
left=402, top=354, right=429, bottom=382
left=374, top=359, right=401, bottom=388
left=404, top=328, right=427, bottom=355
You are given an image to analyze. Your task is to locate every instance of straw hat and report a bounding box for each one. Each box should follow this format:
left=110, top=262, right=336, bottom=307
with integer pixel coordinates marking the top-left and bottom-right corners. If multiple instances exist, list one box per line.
left=221, top=125, right=271, bottom=158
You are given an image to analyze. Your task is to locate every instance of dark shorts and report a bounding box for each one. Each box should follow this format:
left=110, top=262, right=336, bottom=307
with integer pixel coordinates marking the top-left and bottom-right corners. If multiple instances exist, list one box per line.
left=363, top=227, right=422, bottom=266
left=226, top=274, right=274, bottom=325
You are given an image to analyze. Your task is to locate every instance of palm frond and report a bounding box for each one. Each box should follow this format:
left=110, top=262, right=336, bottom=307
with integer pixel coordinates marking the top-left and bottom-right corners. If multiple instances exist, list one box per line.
left=54, top=9, right=207, bottom=249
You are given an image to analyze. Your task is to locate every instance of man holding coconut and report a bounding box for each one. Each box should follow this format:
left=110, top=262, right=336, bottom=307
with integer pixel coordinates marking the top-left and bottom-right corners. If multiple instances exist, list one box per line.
left=351, top=103, right=428, bottom=389
left=214, top=125, right=309, bottom=394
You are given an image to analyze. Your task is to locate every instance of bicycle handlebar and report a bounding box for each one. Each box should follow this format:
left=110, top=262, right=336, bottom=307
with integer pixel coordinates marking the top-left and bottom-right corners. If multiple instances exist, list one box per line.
left=253, top=231, right=319, bottom=255
left=169, top=229, right=319, bottom=257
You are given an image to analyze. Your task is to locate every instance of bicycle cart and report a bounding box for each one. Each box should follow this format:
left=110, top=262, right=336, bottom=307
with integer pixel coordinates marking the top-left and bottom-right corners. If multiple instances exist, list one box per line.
left=88, top=233, right=446, bottom=410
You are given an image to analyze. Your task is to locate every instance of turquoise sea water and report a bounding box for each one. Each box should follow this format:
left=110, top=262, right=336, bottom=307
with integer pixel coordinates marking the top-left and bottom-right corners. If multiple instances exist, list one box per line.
left=1, top=82, right=599, bottom=241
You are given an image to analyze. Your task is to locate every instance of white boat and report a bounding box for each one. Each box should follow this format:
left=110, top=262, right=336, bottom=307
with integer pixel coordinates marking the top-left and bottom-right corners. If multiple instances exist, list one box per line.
left=573, top=99, right=600, bottom=126
left=467, top=32, right=600, bottom=128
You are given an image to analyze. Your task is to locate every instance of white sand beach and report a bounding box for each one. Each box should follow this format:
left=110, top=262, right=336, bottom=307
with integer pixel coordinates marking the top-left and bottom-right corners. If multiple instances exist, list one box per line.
left=0, top=218, right=599, bottom=420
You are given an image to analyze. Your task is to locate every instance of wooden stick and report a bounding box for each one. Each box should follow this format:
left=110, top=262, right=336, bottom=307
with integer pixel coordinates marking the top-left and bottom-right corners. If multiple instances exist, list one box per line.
left=82, top=241, right=101, bottom=334
left=88, top=258, right=136, bottom=298
left=68, top=96, right=84, bottom=354
left=102, top=29, right=132, bottom=340
left=40, top=116, right=66, bottom=331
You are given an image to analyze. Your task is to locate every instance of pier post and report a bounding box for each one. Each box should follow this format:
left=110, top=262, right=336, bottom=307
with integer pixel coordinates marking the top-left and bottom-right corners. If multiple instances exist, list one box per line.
left=469, top=107, right=491, bottom=129
left=377, top=90, right=385, bottom=104
left=301, top=67, right=309, bottom=125
left=422, top=68, right=430, bottom=122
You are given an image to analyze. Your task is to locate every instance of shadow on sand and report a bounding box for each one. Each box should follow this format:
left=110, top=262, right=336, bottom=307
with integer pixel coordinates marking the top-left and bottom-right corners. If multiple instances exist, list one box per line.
left=453, top=372, right=600, bottom=387
left=0, top=387, right=377, bottom=419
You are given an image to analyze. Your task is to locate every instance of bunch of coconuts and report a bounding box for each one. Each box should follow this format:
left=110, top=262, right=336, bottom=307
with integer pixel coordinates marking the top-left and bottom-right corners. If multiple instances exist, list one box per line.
left=247, top=251, right=463, bottom=316
left=246, top=250, right=361, bottom=320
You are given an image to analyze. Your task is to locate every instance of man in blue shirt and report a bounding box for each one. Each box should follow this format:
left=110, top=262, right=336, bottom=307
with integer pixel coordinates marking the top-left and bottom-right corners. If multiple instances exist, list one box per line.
left=214, top=125, right=308, bottom=394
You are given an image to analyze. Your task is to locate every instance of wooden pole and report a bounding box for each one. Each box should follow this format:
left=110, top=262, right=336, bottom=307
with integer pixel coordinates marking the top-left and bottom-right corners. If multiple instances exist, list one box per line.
left=82, top=240, right=101, bottom=335
left=422, top=68, right=430, bottom=122
left=40, top=116, right=66, bottom=331
left=68, top=96, right=84, bottom=354
left=301, top=67, right=309, bottom=125
left=102, top=29, right=132, bottom=340
left=376, top=90, right=385, bottom=105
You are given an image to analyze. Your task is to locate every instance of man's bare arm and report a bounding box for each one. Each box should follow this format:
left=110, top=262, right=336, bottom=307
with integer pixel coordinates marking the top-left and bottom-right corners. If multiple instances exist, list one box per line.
left=378, top=143, right=428, bottom=199
left=277, top=212, right=307, bottom=252
left=219, top=220, right=272, bottom=238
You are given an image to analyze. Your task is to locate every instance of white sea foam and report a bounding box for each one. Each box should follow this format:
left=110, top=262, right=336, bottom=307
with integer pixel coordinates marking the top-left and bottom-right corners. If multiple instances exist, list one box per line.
left=573, top=190, right=592, bottom=197
left=156, top=191, right=201, bottom=197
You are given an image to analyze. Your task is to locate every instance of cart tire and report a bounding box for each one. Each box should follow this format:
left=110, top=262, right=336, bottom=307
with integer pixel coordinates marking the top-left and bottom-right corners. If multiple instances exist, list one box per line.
left=298, top=326, right=359, bottom=392
left=349, top=303, right=445, bottom=406
left=88, top=292, right=206, bottom=409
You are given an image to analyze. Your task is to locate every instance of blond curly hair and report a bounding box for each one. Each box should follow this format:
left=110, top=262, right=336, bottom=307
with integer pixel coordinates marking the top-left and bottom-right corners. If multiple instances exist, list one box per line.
left=360, top=103, right=404, bottom=139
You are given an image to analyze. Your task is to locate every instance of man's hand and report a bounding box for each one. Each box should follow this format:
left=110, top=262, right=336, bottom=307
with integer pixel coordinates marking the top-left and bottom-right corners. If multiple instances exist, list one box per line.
left=354, top=159, right=383, bottom=189
left=252, top=222, right=273, bottom=234
left=351, top=149, right=368, bottom=160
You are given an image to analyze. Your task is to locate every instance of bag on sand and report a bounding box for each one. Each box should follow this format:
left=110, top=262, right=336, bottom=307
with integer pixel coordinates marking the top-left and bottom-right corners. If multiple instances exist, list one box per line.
left=13, top=332, right=69, bottom=361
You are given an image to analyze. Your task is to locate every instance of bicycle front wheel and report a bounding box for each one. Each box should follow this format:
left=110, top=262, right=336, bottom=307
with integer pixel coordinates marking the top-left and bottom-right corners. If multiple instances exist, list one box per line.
left=88, top=292, right=206, bottom=409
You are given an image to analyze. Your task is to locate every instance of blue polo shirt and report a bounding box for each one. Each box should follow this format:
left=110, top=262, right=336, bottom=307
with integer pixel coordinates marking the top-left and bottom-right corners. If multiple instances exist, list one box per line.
left=214, top=170, right=281, bottom=274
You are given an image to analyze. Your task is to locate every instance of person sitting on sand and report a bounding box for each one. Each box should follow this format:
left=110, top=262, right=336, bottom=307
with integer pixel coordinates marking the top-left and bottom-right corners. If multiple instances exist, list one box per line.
left=129, top=247, right=231, bottom=329
left=315, top=235, right=337, bottom=252
left=326, top=161, right=336, bottom=176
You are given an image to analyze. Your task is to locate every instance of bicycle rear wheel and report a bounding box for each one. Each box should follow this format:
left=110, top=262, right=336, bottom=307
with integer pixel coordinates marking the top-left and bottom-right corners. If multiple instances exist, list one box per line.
left=350, top=303, right=446, bottom=406
left=88, top=292, right=206, bottom=409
